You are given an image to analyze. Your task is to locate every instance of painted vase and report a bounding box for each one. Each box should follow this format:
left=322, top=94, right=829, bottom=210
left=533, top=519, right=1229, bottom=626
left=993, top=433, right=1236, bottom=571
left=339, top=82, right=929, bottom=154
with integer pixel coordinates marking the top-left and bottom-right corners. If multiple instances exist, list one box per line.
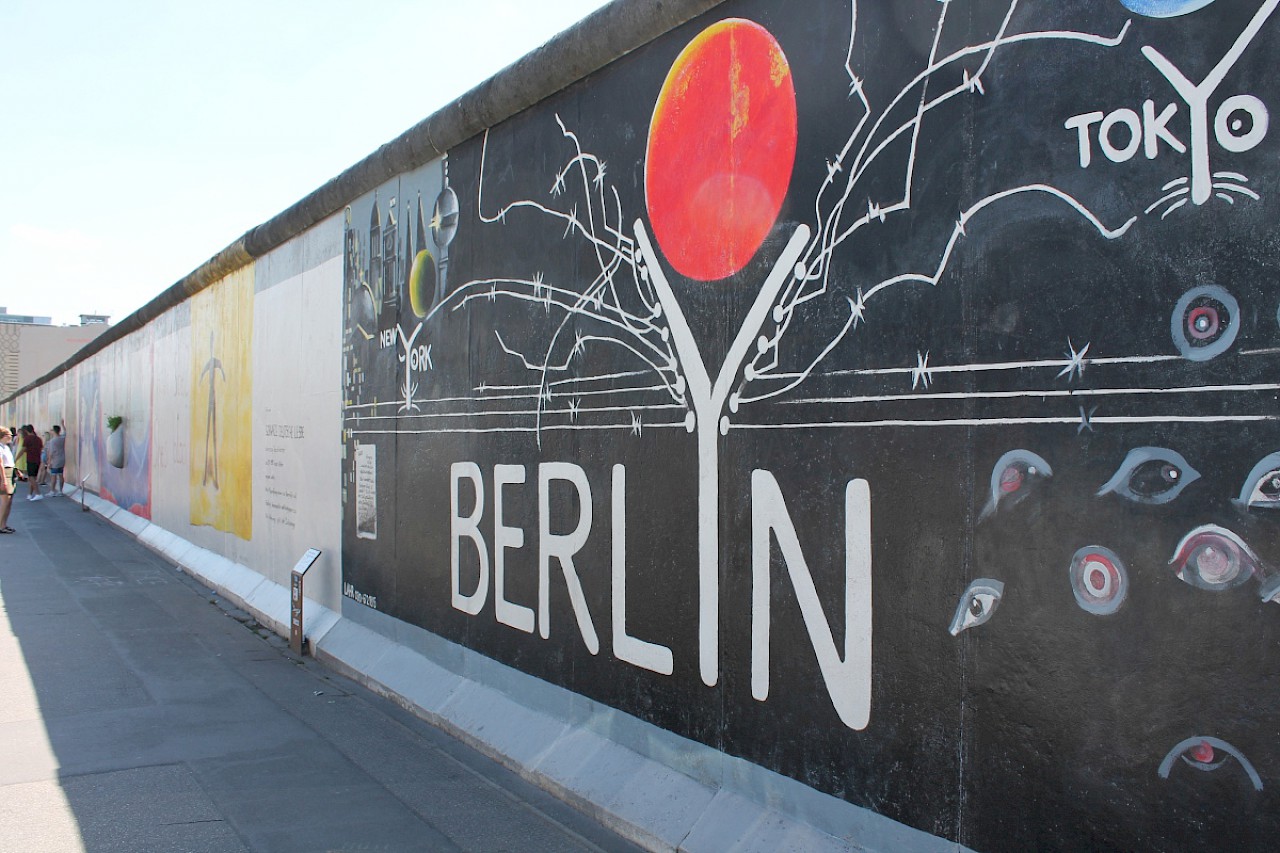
left=106, top=425, right=125, bottom=469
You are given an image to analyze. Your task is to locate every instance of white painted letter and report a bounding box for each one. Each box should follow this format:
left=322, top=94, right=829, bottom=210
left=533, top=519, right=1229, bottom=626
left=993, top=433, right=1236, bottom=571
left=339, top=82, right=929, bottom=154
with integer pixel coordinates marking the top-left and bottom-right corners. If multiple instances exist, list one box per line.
left=751, top=471, right=872, bottom=731
left=1065, top=111, right=1104, bottom=168
left=538, top=462, right=599, bottom=653
left=1143, top=100, right=1186, bottom=159
left=494, top=464, right=534, bottom=633
left=451, top=462, right=489, bottom=615
left=1215, top=94, right=1268, bottom=153
left=1142, top=0, right=1279, bottom=203
left=634, top=220, right=811, bottom=688
left=610, top=465, right=674, bottom=675
left=1099, top=109, right=1142, bottom=163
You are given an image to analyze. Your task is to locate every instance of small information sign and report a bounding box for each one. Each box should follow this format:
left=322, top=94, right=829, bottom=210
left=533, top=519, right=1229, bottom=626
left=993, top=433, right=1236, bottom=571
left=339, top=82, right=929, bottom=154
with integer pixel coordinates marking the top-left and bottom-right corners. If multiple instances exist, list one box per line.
left=290, top=548, right=322, bottom=655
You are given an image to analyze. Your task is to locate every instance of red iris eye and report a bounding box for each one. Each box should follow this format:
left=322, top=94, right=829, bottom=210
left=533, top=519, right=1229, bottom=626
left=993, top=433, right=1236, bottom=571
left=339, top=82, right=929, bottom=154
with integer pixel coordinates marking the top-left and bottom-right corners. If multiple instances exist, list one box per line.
left=1187, top=305, right=1220, bottom=340
left=1169, top=525, right=1262, bottom=592
left=999, top=465, right=1025, bottom=493
left=981, top=450, right=1051, bottom=521
left=1069, top=546, right=1129, bottom=616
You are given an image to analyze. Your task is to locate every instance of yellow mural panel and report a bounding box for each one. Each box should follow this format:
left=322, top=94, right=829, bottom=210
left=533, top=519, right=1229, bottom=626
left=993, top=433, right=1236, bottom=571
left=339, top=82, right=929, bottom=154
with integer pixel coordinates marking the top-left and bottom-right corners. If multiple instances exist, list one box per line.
left=190, top=268, right=253, bottom=539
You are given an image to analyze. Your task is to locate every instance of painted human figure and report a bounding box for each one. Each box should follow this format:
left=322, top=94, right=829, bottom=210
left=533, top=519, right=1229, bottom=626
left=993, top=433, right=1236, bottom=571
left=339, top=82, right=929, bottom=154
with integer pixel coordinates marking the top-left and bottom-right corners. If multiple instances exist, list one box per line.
left=199, top=332, right=226, bottom=489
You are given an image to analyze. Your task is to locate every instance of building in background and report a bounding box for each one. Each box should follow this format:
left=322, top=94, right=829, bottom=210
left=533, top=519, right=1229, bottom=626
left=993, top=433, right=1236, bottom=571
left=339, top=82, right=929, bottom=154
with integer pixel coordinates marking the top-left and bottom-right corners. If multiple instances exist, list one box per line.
left=0, top=308, right=110, bottom=397
left=0, top=309, right=52, bottom=326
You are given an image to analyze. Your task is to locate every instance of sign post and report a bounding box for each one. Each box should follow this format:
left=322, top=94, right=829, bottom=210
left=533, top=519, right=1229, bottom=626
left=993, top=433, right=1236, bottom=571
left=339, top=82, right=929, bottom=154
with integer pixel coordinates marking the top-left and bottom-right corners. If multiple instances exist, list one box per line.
left=290, top=548, right=322, bottom=655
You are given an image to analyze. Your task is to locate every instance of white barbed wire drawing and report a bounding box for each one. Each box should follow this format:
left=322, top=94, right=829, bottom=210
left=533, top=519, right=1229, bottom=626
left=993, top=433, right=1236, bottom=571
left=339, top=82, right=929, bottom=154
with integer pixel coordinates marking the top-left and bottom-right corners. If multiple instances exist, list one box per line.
left=346, top=0, right=1279, bottom=442
left=345, top=115, right=692, bottom=441
left=452, top=115, right=689, bottom=440
left=733, top=0, right=1144, bottom=414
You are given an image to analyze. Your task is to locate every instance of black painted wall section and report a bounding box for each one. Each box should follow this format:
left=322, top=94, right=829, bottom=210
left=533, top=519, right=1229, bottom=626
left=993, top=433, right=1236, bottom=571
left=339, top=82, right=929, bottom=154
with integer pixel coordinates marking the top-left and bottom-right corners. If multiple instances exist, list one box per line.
left=341, top=1, right=1280, bottom=849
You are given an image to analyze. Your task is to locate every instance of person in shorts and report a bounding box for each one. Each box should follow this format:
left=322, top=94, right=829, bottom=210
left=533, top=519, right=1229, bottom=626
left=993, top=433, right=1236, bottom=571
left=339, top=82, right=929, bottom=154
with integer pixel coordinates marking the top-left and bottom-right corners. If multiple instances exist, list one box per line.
left=8, top=426, right=22, bottom=489
left=0, top=427, right=15, bottom=533
left=47, top=424, right=66, bottom=496
left=21, top=425, right=43, bottom=501
left=35, top=430, right=51, bottom=493
left=12, top=427, right=27, bottom=488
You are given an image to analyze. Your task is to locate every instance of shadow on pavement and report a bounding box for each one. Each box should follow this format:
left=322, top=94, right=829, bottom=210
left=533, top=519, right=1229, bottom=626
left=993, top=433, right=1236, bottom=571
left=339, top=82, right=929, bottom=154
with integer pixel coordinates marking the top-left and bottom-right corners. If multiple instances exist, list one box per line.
left=0, top=495, right=644, bottom=853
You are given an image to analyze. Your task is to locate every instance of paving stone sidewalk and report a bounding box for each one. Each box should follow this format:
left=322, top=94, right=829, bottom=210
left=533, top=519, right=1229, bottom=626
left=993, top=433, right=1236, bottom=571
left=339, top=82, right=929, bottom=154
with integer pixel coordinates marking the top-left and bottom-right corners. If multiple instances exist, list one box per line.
left=0, top=494, right=644, bottom=853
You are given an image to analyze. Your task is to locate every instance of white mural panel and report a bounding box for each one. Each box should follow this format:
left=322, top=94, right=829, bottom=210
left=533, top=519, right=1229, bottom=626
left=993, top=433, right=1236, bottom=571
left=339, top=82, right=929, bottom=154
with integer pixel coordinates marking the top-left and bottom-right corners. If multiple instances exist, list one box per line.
left=250, top=232, right=343, bottom=608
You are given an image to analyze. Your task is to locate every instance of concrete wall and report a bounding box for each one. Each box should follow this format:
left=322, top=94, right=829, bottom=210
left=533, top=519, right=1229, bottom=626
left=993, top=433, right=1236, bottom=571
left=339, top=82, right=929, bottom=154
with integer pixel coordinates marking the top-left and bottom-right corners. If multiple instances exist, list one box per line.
left=5, top=228, right=344, bottom=602
left=6, top=1, right=1280, bottom=850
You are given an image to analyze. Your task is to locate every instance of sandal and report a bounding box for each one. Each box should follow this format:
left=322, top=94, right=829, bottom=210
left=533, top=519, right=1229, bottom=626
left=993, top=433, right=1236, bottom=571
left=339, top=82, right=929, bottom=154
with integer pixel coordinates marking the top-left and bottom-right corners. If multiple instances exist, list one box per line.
left=0, top=527, right=14, bottom=534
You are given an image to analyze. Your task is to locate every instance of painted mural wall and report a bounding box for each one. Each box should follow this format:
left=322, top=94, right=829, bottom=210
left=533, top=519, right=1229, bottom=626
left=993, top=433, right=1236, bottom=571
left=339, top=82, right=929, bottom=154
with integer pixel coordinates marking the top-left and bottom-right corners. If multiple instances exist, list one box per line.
left=190, top=269, right=254, bottom=539
left=250, top=225, right=346, bottom=607
left=2, top=223, right=345, bottom=608
left=150, top=302, right=194, bottom=535
left=151, top=231, right=345, bottom=600
left=339, top=0, right=1280, bottom=850
left=100, top=329, right=154, bottom=517
left=4, top=0, right=1278, bottom=849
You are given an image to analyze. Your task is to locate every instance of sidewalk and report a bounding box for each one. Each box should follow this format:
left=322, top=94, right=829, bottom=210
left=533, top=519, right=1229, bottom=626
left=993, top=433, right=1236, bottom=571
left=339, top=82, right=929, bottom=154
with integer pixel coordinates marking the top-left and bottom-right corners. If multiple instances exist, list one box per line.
left=0, top=492, right=644, bottom=853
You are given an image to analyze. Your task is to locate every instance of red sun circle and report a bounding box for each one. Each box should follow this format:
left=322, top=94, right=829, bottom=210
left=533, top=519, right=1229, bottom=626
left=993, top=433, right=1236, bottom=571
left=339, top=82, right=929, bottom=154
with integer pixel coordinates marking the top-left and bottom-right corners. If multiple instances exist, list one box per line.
left=645, top=19, right=798, bottom=282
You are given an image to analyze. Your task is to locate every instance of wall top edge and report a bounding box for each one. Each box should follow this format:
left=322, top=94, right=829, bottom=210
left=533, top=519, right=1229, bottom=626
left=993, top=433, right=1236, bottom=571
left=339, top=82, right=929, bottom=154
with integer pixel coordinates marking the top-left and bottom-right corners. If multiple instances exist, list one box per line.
left=2, top=0, right=728, bottom=405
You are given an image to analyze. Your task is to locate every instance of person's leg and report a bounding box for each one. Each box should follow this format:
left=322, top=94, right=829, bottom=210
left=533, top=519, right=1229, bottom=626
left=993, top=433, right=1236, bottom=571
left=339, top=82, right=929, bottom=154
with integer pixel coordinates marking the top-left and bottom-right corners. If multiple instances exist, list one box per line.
left=27, top=464, right=41, bottom=500
left=0, top=493, right=12, bottom=529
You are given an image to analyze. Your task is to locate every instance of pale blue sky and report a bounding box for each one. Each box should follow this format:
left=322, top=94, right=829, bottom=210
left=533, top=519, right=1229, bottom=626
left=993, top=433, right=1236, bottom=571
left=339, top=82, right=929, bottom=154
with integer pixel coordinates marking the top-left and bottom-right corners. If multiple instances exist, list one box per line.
left=0, top=0, right=613, bottom=325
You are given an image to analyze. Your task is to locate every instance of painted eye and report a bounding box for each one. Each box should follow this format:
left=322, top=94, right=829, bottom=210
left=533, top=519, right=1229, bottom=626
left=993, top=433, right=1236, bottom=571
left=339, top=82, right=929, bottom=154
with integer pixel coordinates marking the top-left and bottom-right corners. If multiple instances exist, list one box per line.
left=1097, top=447, right=1199, bottom=504
left=1237, top=452, right=1280, bottom=509
left=980, top=450, right=1052, bottom=520
left=949, top=579, right=1005, bottom=636
left=1259, top=574, right=1280, bottom=604
left=1068, top=546, right=1129, bottom=615
left=1169, top=525, right=1261, bottom=591
left=1158, top=736, right=1263, bottom=791
left=1170, top=284, right=1239, bottom=362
